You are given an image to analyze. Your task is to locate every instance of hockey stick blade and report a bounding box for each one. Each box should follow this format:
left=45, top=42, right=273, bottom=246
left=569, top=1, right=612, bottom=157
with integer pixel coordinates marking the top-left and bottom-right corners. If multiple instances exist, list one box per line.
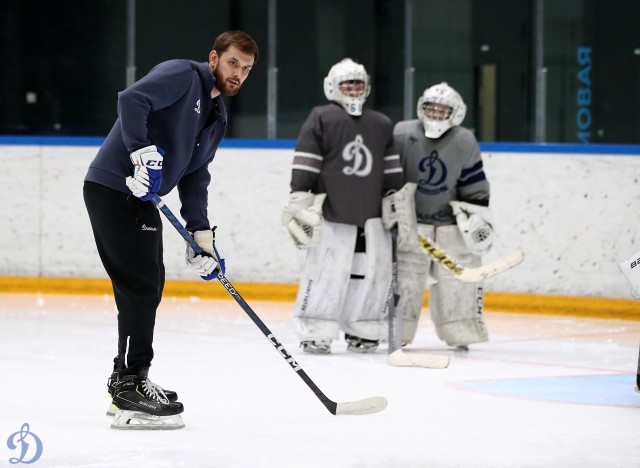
left=336, top=396, right=388, bottom=415
left=388, top=349, right=450, bottom=369
left=456, top=249, right=524, bottom=282
left=150, top=195, right=388, bottom=416
left=418, top=234, right=524, bottom=283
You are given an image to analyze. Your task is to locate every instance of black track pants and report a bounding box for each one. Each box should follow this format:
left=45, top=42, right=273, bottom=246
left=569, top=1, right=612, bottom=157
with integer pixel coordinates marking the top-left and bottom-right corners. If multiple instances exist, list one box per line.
left=83, top=181, right=165, bottom=376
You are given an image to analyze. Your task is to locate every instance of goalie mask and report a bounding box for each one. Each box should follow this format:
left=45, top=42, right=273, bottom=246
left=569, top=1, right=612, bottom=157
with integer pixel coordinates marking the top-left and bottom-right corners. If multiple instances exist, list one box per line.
left=324, top=58, right=371, bottom=116
left=416, top=82, right=466, bottom=139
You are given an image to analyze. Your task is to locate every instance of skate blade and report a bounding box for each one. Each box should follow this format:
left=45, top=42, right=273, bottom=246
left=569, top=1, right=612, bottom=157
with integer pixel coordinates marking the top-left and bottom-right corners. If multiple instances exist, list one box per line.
left=301, top=348, right=331, bottom=355
left=110, top=410, right=185, bottom=430
left=346, top=346, right=378, bottom=354
left=106, top=401, right=116, bottom=417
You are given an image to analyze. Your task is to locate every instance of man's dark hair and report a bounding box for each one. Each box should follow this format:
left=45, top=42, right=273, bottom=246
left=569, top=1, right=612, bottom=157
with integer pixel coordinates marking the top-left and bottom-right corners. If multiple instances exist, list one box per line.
left=213, top=31, right=259, bottom=63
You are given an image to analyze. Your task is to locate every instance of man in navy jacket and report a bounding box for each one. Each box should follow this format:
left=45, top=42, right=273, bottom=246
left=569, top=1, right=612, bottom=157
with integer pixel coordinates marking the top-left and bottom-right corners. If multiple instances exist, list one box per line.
left=83, top=30, right=258, bottom=430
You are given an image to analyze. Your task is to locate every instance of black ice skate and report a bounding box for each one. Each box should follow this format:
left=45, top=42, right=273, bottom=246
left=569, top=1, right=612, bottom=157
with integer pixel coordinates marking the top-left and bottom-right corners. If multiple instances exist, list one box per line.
left=345, top=334, right=379, bottom=353
left=106, top=370, right=178, bottom=416
left=110, top=374, right=184, bottom=430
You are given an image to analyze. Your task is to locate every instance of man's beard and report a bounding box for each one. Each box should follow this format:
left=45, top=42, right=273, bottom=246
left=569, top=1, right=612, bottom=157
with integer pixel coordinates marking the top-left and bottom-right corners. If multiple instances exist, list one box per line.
left=214, top=69, right=240, bottom=96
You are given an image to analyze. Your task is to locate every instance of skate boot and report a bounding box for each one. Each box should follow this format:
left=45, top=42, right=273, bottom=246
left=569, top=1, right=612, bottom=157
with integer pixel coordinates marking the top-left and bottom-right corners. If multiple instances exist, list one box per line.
left=300, top=340, right=331, bottom=354
left=110, top=374, right=185, bottom=430
left=345, top=334, right=379, bottom=353
left=106, top=370, right=178, bottom=416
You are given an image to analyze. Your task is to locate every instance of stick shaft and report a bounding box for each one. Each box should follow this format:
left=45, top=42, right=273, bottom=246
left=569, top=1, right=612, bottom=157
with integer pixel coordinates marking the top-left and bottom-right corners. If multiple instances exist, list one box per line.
left=388, top=228, right=451, bottom=369
left=150, top=195, right=338, bottom=414
left=418, top=234, right=464, bottom=276
left=388, top=227, right=403, bottom=354
left=418, top=234, right=523, bottom=282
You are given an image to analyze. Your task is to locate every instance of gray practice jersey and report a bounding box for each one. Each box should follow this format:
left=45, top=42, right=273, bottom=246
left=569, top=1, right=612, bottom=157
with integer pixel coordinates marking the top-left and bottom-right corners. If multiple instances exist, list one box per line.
left=394, top=120, right=490, bottom=226
left=290, top=103, right=403, bottom=227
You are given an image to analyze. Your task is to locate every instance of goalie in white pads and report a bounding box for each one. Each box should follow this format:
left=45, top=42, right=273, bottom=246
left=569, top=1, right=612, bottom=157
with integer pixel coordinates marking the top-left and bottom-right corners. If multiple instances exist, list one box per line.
left=283, top=58, right=403, bottom=354
left=389, top=82, right=493, bottom=350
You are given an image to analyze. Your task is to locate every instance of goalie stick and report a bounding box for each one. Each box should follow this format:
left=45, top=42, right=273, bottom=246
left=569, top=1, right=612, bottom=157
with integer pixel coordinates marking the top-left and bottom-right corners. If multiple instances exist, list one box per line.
left=387, top=229, right=450, bottom=369
left=151, top=195, right=387, bottom=416
left=418, top=234, right=524, bottom=283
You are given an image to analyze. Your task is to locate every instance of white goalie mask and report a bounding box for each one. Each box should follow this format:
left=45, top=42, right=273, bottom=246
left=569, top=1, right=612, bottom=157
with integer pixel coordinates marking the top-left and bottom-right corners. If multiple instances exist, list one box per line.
left=416, top=82, right=467, bottom=139
left=323, top=58, right=371, bottom=116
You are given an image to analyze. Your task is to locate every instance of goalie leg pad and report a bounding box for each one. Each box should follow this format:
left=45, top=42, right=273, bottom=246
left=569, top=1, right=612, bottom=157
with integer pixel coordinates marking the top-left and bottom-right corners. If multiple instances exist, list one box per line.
left=396, top=224, right=434, bottom=344
left=429, top=225, right=488, bottom=346
left=340, top=218, right=392, bottom=341
left=293, top=221, right=357, bottom=341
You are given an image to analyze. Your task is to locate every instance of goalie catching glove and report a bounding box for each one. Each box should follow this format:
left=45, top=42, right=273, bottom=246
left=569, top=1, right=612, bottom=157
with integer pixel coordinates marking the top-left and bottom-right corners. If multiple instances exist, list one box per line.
left=282, top=192, right=326, bottom=249
left=186, top=228, right=226, bottom=280
left=449, top=201, right=494, bottom=256
left=125, top=145, right=164, bottom=201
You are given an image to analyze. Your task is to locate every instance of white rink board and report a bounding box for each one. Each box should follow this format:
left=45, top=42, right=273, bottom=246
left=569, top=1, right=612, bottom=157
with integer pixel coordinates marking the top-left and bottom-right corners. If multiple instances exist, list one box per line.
left=0, top=143, right=639, bottom=298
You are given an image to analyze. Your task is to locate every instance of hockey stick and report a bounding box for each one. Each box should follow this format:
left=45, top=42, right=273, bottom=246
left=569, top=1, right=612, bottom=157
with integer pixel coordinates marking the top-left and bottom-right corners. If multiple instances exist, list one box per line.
left=388, top=227, right=450, bottom=368
left=418, top=234, right=524, bottom=283
left=636, top=344, right=640, bottom=393
left=150, top=195, right=387, bottom=416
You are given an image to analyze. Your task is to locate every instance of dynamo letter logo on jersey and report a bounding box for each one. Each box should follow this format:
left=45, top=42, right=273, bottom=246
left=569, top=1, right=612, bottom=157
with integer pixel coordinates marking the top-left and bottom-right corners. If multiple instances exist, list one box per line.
left=417, top=150, right=448, bottom=194
left=342, top=135, right=372, bottom=177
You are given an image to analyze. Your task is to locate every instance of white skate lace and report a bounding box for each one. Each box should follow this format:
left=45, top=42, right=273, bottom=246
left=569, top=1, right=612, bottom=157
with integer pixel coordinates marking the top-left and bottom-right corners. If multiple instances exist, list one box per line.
left=141, top=379, right=170, bottom=405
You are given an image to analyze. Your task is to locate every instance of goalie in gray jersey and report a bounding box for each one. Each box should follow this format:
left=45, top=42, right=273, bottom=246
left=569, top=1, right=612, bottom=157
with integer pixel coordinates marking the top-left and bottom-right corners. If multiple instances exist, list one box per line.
left=386, top=82, right=493, bottom=350
left=282, top=58, right=403, bottom=354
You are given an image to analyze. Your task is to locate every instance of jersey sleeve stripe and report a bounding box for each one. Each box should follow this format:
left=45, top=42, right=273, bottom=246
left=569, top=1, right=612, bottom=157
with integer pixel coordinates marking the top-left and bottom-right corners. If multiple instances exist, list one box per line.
left=293, top=151, right=323, bottom=161
left=383, top=152, right=402, bottom=176
left=293, top=152, right=323, bottom=173
left=460, top=160, right=484, bottom=178
left=458, top=172, right=487, bottom=187
left=292, top=164, right=321, bottom=174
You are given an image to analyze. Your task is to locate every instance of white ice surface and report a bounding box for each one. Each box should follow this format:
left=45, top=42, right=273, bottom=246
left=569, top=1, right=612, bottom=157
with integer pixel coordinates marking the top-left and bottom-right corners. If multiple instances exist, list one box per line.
left=1, top=293, right=639, bottom=468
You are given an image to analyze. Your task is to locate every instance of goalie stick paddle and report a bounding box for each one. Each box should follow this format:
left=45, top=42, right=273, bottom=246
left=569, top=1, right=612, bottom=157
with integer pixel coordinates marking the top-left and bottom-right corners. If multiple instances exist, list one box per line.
left=418, top=234, right=524, bottom=283
left=387, top=228, right=450, bottom=369
left=151, top=195, right=387, bottom=416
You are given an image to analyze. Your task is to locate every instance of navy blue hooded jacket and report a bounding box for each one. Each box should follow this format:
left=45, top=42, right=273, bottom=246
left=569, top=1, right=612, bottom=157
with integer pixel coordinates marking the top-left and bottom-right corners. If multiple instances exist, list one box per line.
left=85, top=60, right=227, bottom=232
